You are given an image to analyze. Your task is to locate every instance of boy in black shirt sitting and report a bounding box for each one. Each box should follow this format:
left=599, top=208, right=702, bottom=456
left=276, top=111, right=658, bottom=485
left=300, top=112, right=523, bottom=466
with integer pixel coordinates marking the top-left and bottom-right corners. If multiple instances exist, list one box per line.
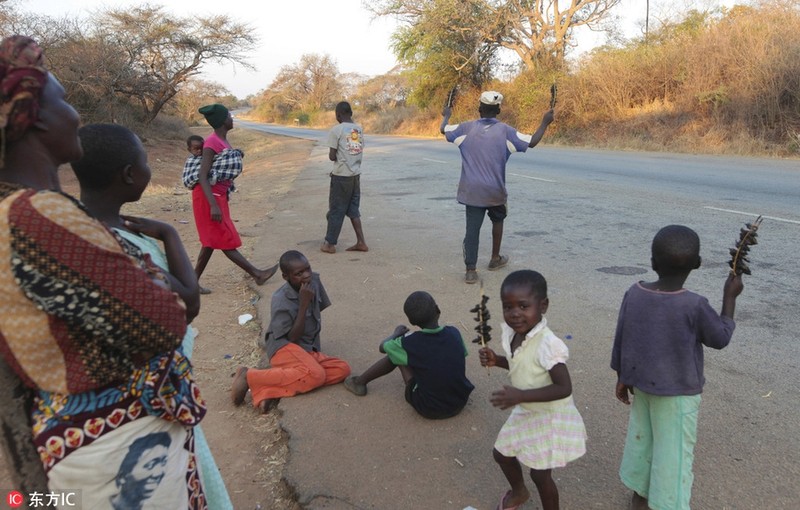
left=344, top=291, right=474, bottom=419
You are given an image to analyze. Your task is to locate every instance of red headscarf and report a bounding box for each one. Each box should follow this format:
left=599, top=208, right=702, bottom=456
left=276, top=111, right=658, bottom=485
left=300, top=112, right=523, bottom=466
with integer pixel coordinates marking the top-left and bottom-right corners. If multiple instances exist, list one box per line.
left=0, top=35, right=48, bottom=166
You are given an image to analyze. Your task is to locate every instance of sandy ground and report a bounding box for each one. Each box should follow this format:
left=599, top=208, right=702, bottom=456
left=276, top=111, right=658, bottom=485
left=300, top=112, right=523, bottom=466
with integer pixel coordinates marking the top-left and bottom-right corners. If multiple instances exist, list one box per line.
left=5, top=123, right=795, bottom=510
left=0, top=128, right=309, bottom=509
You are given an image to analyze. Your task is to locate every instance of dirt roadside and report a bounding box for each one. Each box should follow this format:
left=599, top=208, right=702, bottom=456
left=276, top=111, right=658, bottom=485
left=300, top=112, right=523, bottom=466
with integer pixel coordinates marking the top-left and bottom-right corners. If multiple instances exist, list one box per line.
left=0, top=128, right=310, bottom=509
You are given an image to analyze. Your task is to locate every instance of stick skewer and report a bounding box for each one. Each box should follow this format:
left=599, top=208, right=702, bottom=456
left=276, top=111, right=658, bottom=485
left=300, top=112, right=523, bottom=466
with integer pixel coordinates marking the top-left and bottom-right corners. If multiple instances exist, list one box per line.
left=445, top=86, right=458, bottom=109
left=728, top=215, right=763, bottom=276
left=470, top=280, right=492, bottom=374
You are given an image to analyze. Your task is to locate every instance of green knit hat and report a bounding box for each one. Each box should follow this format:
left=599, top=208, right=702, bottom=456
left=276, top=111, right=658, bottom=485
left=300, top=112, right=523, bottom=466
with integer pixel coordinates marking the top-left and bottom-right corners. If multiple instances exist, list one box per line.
left=198, top=103, right=229, bottom=128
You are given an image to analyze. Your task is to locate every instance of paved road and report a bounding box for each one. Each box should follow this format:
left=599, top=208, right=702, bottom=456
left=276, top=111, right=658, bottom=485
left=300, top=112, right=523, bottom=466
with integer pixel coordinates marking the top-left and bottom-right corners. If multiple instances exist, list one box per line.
left=243, top=120, right=799, bottom=509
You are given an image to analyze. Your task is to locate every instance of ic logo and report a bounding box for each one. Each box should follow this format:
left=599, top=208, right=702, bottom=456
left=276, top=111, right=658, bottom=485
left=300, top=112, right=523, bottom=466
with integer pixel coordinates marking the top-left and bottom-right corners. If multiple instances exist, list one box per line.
left=6, top=490, right=24, bottom=508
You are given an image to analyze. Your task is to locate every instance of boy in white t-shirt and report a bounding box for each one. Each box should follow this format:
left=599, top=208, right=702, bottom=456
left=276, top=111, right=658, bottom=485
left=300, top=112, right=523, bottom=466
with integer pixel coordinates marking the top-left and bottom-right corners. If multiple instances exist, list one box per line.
left=321, top=101, right=369, bottom=254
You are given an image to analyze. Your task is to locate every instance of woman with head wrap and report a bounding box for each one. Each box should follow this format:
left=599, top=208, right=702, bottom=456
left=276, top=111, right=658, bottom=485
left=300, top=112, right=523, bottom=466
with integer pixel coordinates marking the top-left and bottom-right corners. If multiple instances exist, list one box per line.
left=0, top=36, right=208, bottom=508
left=192, top=103, right=278, bottom=293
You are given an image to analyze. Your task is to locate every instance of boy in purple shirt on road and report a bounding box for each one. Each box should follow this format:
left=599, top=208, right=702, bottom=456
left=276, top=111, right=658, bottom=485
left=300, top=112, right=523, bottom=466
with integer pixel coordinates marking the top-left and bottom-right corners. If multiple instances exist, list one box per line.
left=440, top=91, right=553, bottom=284
left=611, top=225, right=744, bottom=510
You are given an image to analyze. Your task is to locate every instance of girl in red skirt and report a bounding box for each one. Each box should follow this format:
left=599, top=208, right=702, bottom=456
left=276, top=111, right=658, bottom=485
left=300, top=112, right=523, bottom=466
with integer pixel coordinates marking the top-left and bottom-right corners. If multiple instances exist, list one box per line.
left=193, top=104, right=277, bottom=293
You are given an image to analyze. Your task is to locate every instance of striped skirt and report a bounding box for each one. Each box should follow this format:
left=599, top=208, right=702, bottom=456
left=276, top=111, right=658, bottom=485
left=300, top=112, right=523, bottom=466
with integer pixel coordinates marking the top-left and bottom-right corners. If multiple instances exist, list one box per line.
left=494, top=399, right=587, bottom=470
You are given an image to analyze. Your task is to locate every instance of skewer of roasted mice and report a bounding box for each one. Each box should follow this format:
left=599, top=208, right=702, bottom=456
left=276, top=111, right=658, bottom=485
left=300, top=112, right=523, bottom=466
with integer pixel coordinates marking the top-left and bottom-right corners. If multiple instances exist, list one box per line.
left=470, top=282, right=491, bottom=346
left=728, top=215, right=762, bottom=276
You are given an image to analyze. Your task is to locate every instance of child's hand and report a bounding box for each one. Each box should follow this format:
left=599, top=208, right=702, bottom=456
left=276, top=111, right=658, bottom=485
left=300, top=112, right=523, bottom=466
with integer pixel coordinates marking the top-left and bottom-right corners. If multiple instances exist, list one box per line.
left=298, top=282, right=315, bottom=308
left=479, top=347, right=497, bottom=367
left=392, top=325, right=409, bottom=338
left=121, top=216, right=171, bottom=239
left=724, top=273, right=744, bottom=299
left=615, top=381, right=634, bottom=405
left=490, top=385, right=523, bottom=409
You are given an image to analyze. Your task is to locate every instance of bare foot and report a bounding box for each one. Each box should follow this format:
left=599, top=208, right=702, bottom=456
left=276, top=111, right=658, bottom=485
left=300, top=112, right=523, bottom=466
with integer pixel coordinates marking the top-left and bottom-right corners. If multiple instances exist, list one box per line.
left=257, top=398, right=279, bottom=414
left=345, top=243, right=369, bottom=252
left=320, top=242, right=336, bottom=254
left=254, top=263, right=279, bottom=286
left=231, top=366, right=249, bottom=406
left=498, top=488, right=530, bottom=510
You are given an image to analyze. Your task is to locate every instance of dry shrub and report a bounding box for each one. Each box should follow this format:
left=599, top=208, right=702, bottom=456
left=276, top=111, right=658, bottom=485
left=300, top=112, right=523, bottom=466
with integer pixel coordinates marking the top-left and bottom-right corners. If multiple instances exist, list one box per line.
left=394, top=107, right=441, bottom=136
left=553, top=1, right=800, bottom=155
left=141, top=184, right=174, bottom=197
left=143, top=115, right=191, bottom=142
left=311, top=110, right=336, bottom=129
left=362, top=105, right=427, bottom=135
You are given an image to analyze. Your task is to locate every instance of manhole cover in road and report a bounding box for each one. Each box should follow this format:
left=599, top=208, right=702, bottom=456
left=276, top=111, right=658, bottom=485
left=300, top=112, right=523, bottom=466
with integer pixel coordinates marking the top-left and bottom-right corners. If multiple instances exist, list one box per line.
left=597, top=266, right=648, bottom=275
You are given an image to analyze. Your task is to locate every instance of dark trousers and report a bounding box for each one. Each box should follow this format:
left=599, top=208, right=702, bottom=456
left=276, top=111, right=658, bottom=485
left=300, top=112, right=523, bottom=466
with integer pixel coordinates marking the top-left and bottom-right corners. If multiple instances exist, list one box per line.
left=325, top=174, right=361, bottom=245
left=462, top=204, right=507, bottom=269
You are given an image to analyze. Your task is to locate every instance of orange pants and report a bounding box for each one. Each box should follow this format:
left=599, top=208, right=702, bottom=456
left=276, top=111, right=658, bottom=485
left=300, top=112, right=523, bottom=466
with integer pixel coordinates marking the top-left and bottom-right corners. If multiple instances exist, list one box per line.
left=247, top=343, right=351, bottom=406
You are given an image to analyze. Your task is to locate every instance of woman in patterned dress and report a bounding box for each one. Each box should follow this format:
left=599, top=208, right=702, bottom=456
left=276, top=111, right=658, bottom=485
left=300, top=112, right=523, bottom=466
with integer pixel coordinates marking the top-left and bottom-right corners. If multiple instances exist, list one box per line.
left=0, top=35, right=207, bottom=509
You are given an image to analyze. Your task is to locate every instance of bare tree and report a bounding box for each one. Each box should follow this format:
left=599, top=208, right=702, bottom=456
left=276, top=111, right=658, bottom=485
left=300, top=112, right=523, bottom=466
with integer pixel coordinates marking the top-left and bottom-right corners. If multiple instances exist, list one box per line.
left=370, top=0, right=623, bottom=72
left=369, top=0, right=499, bottom=105
left=92, top=5, right=257, bottom=123
left=267, top=53, right=342, bottom=111
left=171, top=79, right=231, bottom=124
left=353, top=68, right=410, bottom=112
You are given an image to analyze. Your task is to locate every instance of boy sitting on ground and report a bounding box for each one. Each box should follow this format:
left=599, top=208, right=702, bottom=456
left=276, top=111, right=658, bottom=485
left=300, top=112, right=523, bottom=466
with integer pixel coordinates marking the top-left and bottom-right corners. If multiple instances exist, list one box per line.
left=344, top=291, right=475, bottom=419
left=231, top=250, right=351, bottom=412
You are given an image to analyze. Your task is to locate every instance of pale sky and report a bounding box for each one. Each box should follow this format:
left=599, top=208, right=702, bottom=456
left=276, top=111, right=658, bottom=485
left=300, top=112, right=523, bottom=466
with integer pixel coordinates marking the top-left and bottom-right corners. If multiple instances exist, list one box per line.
left=21, top=0, right=400, bottom=98
left=19, top=0, right=738, bottom=99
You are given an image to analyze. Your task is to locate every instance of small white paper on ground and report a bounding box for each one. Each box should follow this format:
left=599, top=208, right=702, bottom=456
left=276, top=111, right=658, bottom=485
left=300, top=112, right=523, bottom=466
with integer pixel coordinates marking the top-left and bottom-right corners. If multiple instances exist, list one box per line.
left=238, top=313, right=254, bottom=325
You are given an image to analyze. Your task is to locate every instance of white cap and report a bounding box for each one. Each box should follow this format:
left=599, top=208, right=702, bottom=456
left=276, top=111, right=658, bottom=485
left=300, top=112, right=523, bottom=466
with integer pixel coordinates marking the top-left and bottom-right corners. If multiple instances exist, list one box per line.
left=479, top=91, right=503, bottom=105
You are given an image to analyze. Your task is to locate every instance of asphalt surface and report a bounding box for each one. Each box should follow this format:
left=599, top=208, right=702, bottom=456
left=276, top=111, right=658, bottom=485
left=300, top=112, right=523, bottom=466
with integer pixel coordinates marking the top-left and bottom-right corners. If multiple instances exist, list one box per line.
left=244, top=121, right=800, bottom=510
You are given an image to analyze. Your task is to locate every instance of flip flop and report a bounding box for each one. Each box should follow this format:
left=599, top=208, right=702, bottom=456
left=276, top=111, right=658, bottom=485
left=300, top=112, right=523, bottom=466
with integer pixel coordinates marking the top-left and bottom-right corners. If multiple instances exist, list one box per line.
left=496, top=490, right=521, bottom=510
left=487, top=255, right=509, bottom=271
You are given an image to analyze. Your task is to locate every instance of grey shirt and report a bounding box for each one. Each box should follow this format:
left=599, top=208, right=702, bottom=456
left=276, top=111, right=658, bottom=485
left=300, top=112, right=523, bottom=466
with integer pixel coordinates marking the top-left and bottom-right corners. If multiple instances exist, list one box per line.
left=611, top=282, right=736, bottom=396
left=263, top=273, right=331, bottom=359
left=327, top=122, right=363, bottom=176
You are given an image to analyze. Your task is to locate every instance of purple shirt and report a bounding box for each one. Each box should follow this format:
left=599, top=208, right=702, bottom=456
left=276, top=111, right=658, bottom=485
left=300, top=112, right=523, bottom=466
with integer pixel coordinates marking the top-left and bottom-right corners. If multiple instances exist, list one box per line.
left=610, top=282, right=736, bottom=396
left=444, top=118, right=530, bottom=207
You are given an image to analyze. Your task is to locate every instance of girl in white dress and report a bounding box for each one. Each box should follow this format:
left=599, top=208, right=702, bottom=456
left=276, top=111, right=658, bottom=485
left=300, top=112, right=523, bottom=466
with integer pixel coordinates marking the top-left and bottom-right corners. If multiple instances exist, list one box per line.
left=480, top=270, right=586, bottom=510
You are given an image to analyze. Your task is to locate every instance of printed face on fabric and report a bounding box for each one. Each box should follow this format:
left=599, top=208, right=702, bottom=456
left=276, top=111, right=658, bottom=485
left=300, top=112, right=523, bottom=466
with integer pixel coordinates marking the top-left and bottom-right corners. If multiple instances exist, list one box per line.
left=501, top=284, right=549, bottom=336
left=129, top=443, right=168, bottom=494
left=112, top=432, right=171, bottom=510
left=283, top=257, right=312, bottom=290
